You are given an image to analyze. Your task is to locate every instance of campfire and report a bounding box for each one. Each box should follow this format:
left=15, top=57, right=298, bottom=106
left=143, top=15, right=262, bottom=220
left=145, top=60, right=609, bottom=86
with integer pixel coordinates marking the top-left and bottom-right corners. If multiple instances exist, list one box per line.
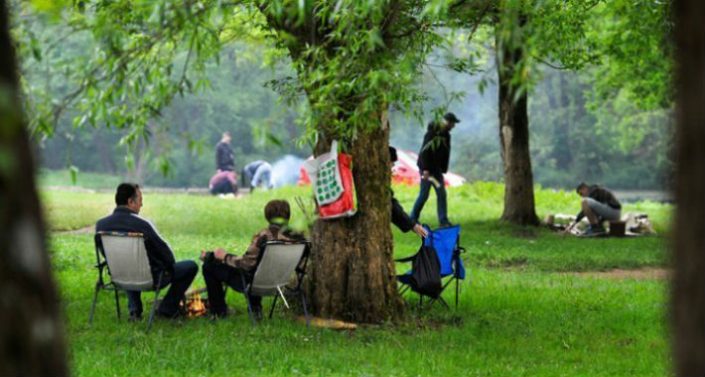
left=181, top=289, right=209, bottom=318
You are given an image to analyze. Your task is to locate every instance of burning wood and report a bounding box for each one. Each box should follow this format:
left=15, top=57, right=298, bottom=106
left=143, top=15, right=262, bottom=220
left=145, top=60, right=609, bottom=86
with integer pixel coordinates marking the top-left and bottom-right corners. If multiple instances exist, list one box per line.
left=181, top=288, right=209, bottom=318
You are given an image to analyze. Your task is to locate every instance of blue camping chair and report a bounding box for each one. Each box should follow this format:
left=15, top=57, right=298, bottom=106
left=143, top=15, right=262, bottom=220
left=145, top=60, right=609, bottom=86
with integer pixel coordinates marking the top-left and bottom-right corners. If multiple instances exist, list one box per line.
left=397, top=225, right=466, bottom=309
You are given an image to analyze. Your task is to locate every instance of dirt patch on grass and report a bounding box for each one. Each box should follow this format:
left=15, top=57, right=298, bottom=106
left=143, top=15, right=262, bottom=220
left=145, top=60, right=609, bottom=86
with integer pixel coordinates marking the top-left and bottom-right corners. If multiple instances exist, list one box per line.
left=567, top=267, right=669, bottom=280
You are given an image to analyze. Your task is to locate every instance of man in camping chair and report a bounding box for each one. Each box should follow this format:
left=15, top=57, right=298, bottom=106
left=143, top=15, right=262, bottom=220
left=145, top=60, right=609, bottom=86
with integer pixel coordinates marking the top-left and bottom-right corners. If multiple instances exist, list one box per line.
left=200, top=199, right=305, bottom=319
left=95, top=183, right=198, bottom=320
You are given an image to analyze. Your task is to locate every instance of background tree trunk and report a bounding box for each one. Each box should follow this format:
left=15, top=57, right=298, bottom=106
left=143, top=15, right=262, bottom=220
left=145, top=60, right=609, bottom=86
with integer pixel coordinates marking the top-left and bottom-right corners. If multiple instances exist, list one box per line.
left=672, top=1, right=705, bottom=375
left=495, top=18, right=540, bottom=226
left=553, top=73, right=572, bottom=170
left=308, top=123, right=403, bottom=323
left=0, top=2, right=68, bottom=375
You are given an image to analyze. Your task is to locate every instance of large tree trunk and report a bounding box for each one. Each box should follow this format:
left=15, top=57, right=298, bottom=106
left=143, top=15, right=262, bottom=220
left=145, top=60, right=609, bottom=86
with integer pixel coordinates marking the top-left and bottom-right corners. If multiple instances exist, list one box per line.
left=258, top=4, right=406, bottom=323
left=672, top=1, right=705, bottom=375
left=0, top=2, right=68, bottom=375
left=495, top=18, right=540, bottom=226
left=308, top=123, right=403, bottom=323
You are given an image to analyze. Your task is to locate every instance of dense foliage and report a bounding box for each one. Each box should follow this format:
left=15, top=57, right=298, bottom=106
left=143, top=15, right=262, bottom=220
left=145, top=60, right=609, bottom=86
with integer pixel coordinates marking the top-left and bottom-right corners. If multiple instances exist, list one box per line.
left=11, top=1, right=672, bottom=190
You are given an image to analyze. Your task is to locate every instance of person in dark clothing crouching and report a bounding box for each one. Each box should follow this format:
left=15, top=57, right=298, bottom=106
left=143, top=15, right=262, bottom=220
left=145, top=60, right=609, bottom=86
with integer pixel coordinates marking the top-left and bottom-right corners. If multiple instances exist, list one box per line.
left=389, top=146, right=428, bottom=239
left=200, top=199, right=305, bottom=318
left=95, top=183, right=198, bottom=320
left=565, top=182, right=622, bottom=235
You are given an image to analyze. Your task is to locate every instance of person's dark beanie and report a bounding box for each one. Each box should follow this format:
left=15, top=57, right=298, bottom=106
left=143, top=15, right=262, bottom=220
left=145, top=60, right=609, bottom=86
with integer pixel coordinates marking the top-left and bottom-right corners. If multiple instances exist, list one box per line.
left=575, top=182, right=588, bottom=194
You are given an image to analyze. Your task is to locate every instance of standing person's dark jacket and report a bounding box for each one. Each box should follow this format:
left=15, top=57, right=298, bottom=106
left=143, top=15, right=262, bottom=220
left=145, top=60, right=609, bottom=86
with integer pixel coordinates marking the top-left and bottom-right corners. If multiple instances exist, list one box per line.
left=216, top=141, right=235, bottom=171
left=95, top=207, right=176, bottom=283
left=575, top=185, right=622, bottom=222
left=391, top=191, right=415, bottom=233
left=417, top=122, right=451, bottom=174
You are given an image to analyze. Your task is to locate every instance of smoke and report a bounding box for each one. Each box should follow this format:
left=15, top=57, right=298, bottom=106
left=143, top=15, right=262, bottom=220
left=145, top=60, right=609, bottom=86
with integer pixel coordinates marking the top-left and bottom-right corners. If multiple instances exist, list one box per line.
left=271, top=155, right=305, bottom=188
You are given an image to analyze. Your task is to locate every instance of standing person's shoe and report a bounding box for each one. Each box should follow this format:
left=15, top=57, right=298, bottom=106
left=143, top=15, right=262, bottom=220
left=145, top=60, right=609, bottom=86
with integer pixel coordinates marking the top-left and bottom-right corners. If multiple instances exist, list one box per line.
left=251, top=304, right=263, bottom=321
left=584, top=224, right=606, bottom=236
left=155, top=309, right=184, bottom=320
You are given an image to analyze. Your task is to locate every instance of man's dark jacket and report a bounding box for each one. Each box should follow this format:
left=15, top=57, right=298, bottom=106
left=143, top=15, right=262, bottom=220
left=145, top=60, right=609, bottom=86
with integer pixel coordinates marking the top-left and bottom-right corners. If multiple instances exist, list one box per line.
left=95, top=207, right=176, bottom=283
left=575, top=185, right=622, bottom=222
left=391, top=191, right=415, bottom=233
left=417, top=122, right=451, bottom=175
left=216, top=141, right=235, bottom=171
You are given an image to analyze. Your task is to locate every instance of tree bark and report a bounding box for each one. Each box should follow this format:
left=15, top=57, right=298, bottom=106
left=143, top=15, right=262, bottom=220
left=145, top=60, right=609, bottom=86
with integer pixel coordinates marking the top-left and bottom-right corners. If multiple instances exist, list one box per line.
left=495, top=17, right=540, bottom=226
left=308, top=123, right=404, bottom=323
left=672, top=1, right=705, bottom=375
left=0, top=2, right=68, bottom=375
left=553, top=73, right=572, bottom=170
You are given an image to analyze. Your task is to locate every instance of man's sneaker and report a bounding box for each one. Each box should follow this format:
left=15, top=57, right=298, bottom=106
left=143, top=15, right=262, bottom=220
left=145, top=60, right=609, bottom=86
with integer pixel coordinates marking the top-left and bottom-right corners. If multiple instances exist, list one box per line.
left=584, top=225, right=606, bottom=236
left=209, top=311, right=228, bottom=321
left=251, top=305, right=263, bottom=321
left=128, top=312, right=142, bottom=322
left=155, top=309, right=185, bottom=320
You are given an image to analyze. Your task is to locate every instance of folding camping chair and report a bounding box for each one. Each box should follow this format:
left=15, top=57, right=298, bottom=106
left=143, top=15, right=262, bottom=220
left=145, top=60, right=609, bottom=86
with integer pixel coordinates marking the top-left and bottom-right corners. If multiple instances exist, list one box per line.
left=396, top=225, right=466, bottom=309
left=89, top=231, right=165, bottom=331
left=240, top=241, right=311, bottom=326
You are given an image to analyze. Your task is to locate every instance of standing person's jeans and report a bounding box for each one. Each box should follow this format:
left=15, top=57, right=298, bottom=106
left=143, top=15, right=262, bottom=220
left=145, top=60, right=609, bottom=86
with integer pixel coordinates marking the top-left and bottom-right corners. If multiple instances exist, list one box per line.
left=201, top=261, right=262, bottom=316
left=126, top=260, right=198, bottom=317
left=410, top=171, right=449, bottom=226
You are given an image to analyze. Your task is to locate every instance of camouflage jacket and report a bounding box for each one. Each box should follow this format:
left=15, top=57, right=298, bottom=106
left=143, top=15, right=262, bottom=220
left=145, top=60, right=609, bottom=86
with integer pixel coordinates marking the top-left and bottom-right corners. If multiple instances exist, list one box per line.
left=223, top=224, right=304, bottom=271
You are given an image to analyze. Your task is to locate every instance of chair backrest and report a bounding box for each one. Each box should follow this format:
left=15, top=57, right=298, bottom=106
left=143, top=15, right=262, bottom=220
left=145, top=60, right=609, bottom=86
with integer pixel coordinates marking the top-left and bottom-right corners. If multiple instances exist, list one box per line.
left=424, top=225, right=461, bottom=276
left=98, top=232, right=154, bottom=291
left=250, top=242, right=307, bottom=296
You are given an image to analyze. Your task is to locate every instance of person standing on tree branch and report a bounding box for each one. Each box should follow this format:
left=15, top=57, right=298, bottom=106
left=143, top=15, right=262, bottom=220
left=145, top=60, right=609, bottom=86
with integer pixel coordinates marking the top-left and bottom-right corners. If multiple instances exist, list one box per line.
left=409, top=112, right=459, bottom=228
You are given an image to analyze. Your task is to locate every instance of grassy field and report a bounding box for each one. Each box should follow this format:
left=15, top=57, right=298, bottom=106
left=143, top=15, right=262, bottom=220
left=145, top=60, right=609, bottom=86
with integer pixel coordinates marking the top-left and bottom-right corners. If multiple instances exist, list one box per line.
left=45, top=182, right=671, bottom=376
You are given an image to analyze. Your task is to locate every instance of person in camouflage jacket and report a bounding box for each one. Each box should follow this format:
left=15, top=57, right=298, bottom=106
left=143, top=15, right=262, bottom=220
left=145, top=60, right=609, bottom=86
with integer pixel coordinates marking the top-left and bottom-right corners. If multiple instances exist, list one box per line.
left=200, top=199, right=304, bottom=318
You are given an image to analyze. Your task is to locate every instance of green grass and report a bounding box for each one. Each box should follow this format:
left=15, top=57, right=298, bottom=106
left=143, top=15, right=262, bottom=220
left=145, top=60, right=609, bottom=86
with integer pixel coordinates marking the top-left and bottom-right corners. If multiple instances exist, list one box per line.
left=46, top=182, right=671, bottom=376
left=39, top=168, right=124, bottom=190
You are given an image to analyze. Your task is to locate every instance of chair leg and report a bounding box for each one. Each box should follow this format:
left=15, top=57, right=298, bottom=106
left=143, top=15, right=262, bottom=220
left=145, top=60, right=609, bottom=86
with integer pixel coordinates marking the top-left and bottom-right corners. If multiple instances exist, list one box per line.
left=89, top=282, right=100, bottom=325
left=436, top=296, right=450, bottom=309
left=268, top=295, right=278, bottom=319
left=399, top=285, right=410, bottom=295
left=241, top=274, right=256, bottom=326
left=455, top=277, right=459, bottom=309
left=114, top=289, right=121, bottom=320
left=146, top=272, right=165, bottom=332
left=300, top=291, right=310, bottom=328
left=245, top=293, right=257, bottom=326
left=146, top=288, right=162, bottom=333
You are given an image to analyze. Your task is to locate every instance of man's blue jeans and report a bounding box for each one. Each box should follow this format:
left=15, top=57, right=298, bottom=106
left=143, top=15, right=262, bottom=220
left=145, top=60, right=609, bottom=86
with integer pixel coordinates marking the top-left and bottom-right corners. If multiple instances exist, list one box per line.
left=410, top=171, right=449, bottom=225
left=126, top=260, right=198, bottom=317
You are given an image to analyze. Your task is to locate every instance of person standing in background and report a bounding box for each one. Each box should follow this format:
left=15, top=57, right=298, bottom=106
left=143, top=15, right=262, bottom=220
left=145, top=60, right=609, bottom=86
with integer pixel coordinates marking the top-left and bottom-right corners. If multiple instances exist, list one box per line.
left=409, top=112, right=459, bottom=228
left=215, top=131, right=235, bottom=172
